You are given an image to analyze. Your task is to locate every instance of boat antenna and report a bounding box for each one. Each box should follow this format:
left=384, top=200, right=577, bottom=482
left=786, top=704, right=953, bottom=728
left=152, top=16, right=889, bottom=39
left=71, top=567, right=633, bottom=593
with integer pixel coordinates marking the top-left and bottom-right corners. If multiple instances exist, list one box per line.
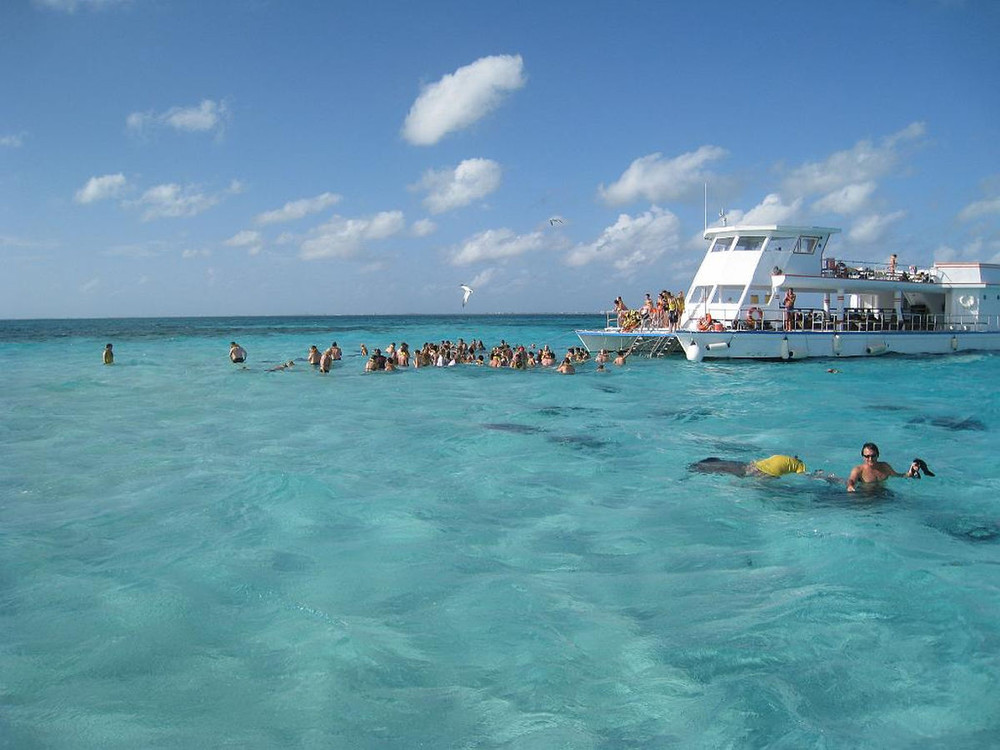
left=704, top=182, right=708, bottom=234
left=719, top=208, right=727, bottom=227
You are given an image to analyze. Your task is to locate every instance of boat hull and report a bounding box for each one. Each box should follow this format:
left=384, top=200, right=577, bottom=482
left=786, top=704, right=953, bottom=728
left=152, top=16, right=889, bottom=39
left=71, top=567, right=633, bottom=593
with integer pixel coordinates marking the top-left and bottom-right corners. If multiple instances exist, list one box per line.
left=576, top=329, right=681, bottom=355
left=677, top=330, right=1000, bottom=361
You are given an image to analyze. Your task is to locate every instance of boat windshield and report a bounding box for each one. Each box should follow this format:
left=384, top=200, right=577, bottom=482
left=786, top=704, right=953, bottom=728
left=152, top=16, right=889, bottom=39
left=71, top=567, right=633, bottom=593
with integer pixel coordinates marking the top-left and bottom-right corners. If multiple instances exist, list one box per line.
left=733, top=236, right=765, bottom=252
left=794, top=236, right=822, bottom=254
left=710, top=237, right=734, bottom=252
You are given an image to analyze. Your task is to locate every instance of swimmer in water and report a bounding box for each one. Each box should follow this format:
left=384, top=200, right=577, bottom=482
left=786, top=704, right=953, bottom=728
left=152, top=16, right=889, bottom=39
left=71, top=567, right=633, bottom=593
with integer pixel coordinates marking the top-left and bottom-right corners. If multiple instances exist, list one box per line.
left=846, top=442, right=932, bottom=492
left=689, top=454, right=807, bottom=478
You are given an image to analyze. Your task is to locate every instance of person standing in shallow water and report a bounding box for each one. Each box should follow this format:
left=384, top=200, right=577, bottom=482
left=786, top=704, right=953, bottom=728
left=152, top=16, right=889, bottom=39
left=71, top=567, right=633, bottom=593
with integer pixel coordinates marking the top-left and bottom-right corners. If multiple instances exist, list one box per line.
left=103, top=343, right=114, bottom=365
left=229, top=342, right=247, bottom=363
left=846, top=442, right=929, bottom=492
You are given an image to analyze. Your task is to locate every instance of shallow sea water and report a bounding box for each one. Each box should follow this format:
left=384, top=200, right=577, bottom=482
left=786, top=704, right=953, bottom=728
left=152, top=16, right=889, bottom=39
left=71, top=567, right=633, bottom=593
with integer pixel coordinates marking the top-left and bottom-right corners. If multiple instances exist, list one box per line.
left=1, top=315, right=998, bottom=748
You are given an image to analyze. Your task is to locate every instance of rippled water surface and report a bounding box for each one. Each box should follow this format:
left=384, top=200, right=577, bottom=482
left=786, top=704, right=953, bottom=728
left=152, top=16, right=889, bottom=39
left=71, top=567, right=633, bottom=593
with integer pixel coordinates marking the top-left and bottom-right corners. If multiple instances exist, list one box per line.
left=2, top=315, right=998, bottom=748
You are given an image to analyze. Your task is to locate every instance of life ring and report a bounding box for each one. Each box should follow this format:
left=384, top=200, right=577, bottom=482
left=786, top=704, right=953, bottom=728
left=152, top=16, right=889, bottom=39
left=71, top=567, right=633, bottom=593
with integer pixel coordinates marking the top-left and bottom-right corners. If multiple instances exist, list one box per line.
left=697, top=313, right=713, bottom=332
left=746, top=307, right=763, bottom=327
left=958, top=294, right=976, bottom=310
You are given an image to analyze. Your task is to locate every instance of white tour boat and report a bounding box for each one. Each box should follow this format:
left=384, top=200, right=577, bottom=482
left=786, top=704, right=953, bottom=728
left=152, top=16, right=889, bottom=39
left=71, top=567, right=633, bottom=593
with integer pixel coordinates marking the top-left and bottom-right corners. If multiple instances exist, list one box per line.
left=675, top=224, right=1000, bottom=361
left=574, top=316, right=681, bottom=358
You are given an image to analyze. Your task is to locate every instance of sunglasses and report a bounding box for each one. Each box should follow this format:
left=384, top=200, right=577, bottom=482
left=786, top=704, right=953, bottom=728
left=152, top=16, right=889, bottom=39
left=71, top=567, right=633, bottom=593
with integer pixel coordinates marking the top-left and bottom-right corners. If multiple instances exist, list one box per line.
left=862, top=452, right=878, bottom=459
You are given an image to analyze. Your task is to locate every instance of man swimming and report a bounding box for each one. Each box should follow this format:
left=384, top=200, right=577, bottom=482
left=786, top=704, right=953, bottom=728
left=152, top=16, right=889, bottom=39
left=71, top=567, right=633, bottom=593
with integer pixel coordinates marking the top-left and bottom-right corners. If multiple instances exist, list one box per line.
left=689, top=454, right=807, bottom=477
left=846, top=442, right=932, bottom=492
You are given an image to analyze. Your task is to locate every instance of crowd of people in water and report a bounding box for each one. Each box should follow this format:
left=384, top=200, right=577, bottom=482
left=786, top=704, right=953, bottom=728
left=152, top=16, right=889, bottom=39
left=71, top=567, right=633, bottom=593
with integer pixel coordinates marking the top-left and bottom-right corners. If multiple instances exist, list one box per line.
left=215, top=338, right=633, bottom=375
left=105, top=341, right=934, bottom=491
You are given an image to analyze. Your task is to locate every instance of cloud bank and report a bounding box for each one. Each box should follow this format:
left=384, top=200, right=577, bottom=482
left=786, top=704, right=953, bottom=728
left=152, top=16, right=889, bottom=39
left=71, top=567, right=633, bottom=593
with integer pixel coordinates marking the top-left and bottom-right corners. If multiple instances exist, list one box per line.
left=127, top=99, right=230, bottom=137
left=402, top=55, right=525, bottom=146
left=600, top=146, right=728, bottom=206
left=255, top=192, right=341, bottom=225
left=75, top=173, right=127, bottom=204
left=126, top=180, right=242, bottom=221
left=451, top=228, right=545, bottom=265
left=566, top=207, right=681, bottom=271
left=415, top=158, right=502, bottom=213
left=299, top=211, right=405, bottom=260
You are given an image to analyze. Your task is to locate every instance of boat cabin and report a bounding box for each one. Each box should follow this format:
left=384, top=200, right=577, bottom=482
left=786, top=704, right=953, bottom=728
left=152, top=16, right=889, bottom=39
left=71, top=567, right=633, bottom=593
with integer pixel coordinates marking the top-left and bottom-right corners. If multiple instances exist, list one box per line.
left=682, top=225, right=1000, bottom=333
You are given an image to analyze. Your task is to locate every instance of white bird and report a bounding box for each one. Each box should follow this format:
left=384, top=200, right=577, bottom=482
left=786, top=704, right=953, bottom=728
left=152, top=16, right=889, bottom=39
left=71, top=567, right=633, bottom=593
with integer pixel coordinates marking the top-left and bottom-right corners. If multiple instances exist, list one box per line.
left=460, top=284, right=474, bottom=307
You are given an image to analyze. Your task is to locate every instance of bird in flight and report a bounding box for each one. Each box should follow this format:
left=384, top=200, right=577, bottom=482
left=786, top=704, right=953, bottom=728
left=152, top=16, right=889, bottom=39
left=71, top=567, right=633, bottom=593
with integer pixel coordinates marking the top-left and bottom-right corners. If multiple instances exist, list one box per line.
left=460, top=284, right=474, bottom=307
left=548, top=217, right=564, bottom=226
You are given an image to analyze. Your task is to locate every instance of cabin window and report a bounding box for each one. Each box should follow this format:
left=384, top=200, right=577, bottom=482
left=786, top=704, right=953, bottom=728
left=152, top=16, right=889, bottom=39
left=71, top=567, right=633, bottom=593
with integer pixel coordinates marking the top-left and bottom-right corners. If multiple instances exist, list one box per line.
left=734, top=236, right=765, bottom=252
left=793, top=236, right=822, bottom=254
left=710, top=237, right=734, bottom=252
left=711, top=286, right=743, bottom=303
left=689, top=286, right=708, bottom=303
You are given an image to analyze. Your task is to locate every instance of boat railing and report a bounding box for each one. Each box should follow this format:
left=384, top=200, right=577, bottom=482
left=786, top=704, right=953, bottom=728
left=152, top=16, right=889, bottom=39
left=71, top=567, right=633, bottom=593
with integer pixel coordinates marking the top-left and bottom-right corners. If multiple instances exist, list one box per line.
left=687, top=307, right=1000, bottom=333
left=820, top=258, right=937, bottom=283
left=599, top=310, right=676, bottom=333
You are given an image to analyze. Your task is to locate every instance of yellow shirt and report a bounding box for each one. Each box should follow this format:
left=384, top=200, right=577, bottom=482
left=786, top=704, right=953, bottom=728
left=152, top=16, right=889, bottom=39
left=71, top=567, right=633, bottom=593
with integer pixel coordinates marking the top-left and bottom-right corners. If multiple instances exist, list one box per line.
left=753, top=455, right=807, bottom=477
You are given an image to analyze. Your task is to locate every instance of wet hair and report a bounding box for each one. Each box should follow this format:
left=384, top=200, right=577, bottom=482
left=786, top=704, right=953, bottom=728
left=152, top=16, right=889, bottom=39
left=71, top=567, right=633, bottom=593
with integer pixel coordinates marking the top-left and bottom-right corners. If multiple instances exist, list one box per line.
left=861, top=442, right=880, bottom=458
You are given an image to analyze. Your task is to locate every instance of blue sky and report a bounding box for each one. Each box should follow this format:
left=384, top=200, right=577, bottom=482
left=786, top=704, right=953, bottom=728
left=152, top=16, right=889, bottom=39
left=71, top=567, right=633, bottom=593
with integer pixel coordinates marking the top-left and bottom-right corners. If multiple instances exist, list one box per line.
left=2, top=0, right=998, bottom=319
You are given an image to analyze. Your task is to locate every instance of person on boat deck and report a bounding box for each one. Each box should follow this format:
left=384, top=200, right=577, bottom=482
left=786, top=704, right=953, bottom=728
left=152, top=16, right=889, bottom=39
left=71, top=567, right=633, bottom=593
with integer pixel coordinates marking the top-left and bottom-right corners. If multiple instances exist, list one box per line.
left=888, top=254, right=897, bottom=276
left=846, top=443, right=928, bottom=492
left=783, top=288, right=796, bottom=330
left=613, top=296, right=627, bottom=326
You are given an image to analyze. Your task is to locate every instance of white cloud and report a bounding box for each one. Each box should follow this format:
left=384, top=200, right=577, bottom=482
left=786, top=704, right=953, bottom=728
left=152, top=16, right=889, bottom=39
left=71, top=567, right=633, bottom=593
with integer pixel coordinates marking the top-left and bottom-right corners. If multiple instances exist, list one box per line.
left=847, top=211, right=906, bottom=244
left=80, top=277, right=101, bottom=293
left=812, top=181, right=877, bottom=215
left=182, top=248, right=211, bottom=259
left=565, top=206, right=681, bottom=271
left=402, top=54, right=525, bottom=146
left=75, top=173, right=127, bottom=204
left=1, top=133, right=24, bottom=148
left=468, top=268, right=496, bottom=288
left=415, top=158, right=502, bottom=213
left=299, top=211, right=405, bottom=260
left=599, top=146, right=728, bottom=206
left=127, top=99, right=230, bottom=137
left=783, top=122, right=926, bottom=196
left=411, top=218, right=437, bottom=237
left=103, top=241, right=164, bottom=258
left=958, top=196, right=1000, bottom=222
left=225, top=230, right=261, bottom=246
left=451, top=228, right=545, bottom=265
left=737, top=193, right=804, bottom=225
left=126, top=181, right=239, bottom=221
left=254, top=192, right=342, bottom=225
left=225, top=230, right=263, bottom=256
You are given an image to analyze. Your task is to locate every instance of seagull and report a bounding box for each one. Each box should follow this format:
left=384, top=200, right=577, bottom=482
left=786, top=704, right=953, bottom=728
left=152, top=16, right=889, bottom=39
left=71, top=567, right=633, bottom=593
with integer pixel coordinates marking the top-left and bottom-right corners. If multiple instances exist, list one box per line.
left=460, top=284, right=474, bottom=307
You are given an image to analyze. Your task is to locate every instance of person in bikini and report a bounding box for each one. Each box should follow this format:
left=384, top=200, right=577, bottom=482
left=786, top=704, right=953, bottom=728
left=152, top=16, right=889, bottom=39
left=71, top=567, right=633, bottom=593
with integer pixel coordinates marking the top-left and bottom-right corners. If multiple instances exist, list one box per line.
left=846, top=442, right=930, bottom=492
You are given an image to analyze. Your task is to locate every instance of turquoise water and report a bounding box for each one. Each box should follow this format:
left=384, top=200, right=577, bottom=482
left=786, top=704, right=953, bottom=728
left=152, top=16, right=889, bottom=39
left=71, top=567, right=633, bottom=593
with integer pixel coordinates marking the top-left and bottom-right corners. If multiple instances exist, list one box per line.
left=2, top=315, right=998, bottom=748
